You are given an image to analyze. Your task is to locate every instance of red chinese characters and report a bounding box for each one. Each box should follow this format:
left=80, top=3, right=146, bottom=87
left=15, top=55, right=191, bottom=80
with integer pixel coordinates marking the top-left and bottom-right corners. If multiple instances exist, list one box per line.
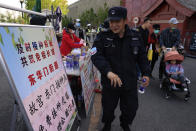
left=36, top=70, right=43, bottom=80
left=28, top=61, right=59, bottom=86
left=44, top=40, right=49, bottom=48
left=28, top=74, right=36, bottom=86
left=28, top=55, right=35, bottom=64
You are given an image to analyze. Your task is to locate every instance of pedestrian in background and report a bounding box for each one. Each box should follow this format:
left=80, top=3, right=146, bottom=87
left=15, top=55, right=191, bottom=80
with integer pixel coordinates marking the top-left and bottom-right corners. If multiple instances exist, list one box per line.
left=148, top=24, right=161, bottom=78
left=91, top=6, right=150, bottom=131
left=159, top=17, right=180, bottom=80
left=137, top=17, right=152, bottom=50
left=60, top=23, right=84, bottom=56
left=136, top=17, right=152, bottom=80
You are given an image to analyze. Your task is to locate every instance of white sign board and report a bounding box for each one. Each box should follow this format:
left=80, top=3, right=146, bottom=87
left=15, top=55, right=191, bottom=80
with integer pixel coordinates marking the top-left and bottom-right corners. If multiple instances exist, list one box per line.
left=0, top=24, right=76, bottom=131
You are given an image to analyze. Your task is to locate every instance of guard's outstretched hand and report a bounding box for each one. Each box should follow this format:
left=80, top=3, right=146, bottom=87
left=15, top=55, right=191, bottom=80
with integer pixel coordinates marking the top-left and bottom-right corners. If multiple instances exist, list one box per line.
left=107, top=72, right=122, bottom=87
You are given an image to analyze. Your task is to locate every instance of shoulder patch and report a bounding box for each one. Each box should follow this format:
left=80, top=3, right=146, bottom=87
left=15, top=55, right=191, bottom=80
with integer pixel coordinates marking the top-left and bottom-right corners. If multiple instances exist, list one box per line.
left=90, top=47, right=97, bottom=56
left=106, top=38, right=113, bottom=41
left=131, top=27, right=139, bottom=32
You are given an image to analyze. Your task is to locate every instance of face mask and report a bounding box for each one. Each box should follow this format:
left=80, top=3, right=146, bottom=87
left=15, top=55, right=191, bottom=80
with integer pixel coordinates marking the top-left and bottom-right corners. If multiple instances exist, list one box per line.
left=71, top=30, right=75, bottom=34
left=171, top=27, right=176, bottom=30
left=154, top=30, right=160, bottom=34
left=76, top=23, right=80, bottom=27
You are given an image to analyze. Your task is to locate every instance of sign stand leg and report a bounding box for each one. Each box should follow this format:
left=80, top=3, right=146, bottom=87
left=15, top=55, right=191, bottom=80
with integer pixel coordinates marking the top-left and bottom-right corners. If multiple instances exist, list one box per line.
left=76, top=113, right=81, bottom=131
left=10, top=100, right=17, bottom=131
left=10, top=100, right=27, bottom=131
left=93, top=103, right=96, bottom=117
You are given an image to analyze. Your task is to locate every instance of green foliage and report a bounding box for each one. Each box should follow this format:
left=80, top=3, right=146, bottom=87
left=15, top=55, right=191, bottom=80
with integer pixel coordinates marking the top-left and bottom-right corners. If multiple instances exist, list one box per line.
left=11, top=33, right=16, bottom=48
left=95, top=3, right=109, bottom=25
left=25, top=0, right=36, bottom=11
left=0, top=11, right=28, bottom=24
left=18, top=35, right=24, bottom=45
left=45, top=35, right=49, bottom=41
left=41, top=0, right=52, bottom=10
left=52, top=0, right=69, bottom=15
left=6, top=11, right=15, bottom=23
left=120, top=0, right=124, bottom=6
left=25, top=0, right=52, bottom=11
left=19, top=27, right=23, bottom=32
left=0, top=33, right=4, bottom=46
left=62, top=15, right=73, bottom=28
left=79, top=3, right=109, bottom=27
left=0, top=14, right=6, bottom=22
left=79, top=8, right=96, bottom=26
left=4, top=27, right=10, bottom=34
left=25, top=0, right=68, bottom=15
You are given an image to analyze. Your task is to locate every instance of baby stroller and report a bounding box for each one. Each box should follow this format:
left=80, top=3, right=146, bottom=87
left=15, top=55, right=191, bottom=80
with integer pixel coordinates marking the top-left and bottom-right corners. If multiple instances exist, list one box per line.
left=160, top=50, right=191, bottom=101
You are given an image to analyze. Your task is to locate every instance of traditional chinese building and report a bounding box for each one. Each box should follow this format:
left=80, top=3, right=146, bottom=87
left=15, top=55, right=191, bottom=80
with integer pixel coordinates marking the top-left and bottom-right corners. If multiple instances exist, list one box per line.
left=123, top=0, right=196, bottom=55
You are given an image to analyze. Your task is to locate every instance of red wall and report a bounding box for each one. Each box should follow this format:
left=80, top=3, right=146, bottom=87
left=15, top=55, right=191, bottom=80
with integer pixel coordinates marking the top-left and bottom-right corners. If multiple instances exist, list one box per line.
left=182, top=14, right=196, bottom=55
left=125, top=0, right=161, bottom=26
left=149, top=2, right=186, bottom=32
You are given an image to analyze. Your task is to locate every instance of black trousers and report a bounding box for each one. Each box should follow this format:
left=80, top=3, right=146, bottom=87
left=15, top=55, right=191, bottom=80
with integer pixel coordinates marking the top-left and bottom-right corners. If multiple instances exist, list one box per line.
left=101, top=87, right=138, bottom=125
left=150, top=52, right=159, bottom=74
left=159, top=54, right=165, bottom=79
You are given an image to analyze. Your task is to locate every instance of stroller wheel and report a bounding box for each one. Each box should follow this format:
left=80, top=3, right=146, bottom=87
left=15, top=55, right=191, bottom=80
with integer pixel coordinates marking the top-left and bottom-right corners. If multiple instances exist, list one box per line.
left=165, top=93, right=170, bottom=99
left=184, top=97, right=189, bottom=101
left=184, top=94, right=190, bottom=101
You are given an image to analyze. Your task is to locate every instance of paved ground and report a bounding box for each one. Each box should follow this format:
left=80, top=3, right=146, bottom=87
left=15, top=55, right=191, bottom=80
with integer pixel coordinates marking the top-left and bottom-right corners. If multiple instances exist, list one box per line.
left=0, top=63, right=15, bottom=131
left=87, top=57, right=196, bottom=131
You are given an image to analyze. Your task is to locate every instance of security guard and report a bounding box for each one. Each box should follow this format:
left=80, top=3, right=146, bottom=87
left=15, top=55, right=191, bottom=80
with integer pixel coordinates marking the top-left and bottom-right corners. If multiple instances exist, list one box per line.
left=91, top=7, right=151, bottom=131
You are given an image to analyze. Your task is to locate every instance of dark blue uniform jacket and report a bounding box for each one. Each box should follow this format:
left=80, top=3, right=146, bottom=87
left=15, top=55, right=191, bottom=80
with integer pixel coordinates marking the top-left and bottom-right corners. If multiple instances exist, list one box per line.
left=91, top=25, right=151, bottom=89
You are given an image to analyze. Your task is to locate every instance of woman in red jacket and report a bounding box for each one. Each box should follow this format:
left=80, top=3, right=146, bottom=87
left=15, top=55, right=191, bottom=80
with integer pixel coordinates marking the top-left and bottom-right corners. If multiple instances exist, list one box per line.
left=60, top=23, right=84, bottom=56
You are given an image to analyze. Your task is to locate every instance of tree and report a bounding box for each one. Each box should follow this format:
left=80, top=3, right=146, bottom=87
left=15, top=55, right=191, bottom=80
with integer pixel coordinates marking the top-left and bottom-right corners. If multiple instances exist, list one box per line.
left=41, top=0, right=52, bottom=10
left=25, top=0, right=68, bottom=15
left=62, top=15, right=72, bottom=28
left=79, top=3, right=109, bottom=27
left=52, top=0, right=68, bottom=15
left=25, top=0, right=52, bottom=11
left=25, top=0, right=36, bottom=11
left=0, top=14, right=6, bottom=22
left=16, top=16, right=26, bottom=24
left=0, top=11, right=28, bottom=24
left=79, top=8, right=97, bottom=27
left=96, top=3, right=109, bottom=25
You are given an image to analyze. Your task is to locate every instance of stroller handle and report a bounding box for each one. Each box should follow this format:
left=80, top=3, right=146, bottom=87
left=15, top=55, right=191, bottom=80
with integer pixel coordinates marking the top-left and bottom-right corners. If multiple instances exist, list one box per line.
left=163, top=48, right=172, bottom=53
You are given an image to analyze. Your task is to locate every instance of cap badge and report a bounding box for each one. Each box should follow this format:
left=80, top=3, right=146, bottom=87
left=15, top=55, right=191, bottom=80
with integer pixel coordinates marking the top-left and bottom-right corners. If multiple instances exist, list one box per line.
left=111, top=10, right=115, bottom=15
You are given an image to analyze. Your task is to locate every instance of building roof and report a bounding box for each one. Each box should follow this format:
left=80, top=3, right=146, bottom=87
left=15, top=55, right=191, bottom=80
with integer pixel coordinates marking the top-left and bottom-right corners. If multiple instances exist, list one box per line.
left=177, top=0, right=196, bottom=11
left=142, top=0, right=196, bottom=17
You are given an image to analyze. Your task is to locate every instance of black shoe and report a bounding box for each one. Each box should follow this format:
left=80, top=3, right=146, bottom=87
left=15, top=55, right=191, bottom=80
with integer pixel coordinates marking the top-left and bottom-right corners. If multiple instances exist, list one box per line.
left=121, top=124, right=131, bottom=131
left=165, top=93, right=170, bottom=99
left=102, top=123, right=111, bottom=131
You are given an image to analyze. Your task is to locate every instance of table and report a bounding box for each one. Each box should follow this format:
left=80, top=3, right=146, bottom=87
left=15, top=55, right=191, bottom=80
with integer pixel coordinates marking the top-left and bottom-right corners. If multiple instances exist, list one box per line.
left=63, top=54, right=100, bottom=116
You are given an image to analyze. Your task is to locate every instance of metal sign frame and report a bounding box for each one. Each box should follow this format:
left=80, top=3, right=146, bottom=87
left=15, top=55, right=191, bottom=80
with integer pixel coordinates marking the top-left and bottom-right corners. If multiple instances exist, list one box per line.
left=0, top=35, right=33, bottom=131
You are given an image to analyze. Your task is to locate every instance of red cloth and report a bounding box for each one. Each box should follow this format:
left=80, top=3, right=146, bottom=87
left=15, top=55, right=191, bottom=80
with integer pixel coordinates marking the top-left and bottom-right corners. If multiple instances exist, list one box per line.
left=60, top=29, right=83, bottom=56
left=148, top=35, right=156, bottom=44
left=148, top=33, right=160, bottom=51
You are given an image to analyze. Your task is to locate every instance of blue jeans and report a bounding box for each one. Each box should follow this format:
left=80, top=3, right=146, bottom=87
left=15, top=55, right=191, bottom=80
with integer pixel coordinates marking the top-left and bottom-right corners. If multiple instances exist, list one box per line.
left=171, top=73, right=185, bottom=84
